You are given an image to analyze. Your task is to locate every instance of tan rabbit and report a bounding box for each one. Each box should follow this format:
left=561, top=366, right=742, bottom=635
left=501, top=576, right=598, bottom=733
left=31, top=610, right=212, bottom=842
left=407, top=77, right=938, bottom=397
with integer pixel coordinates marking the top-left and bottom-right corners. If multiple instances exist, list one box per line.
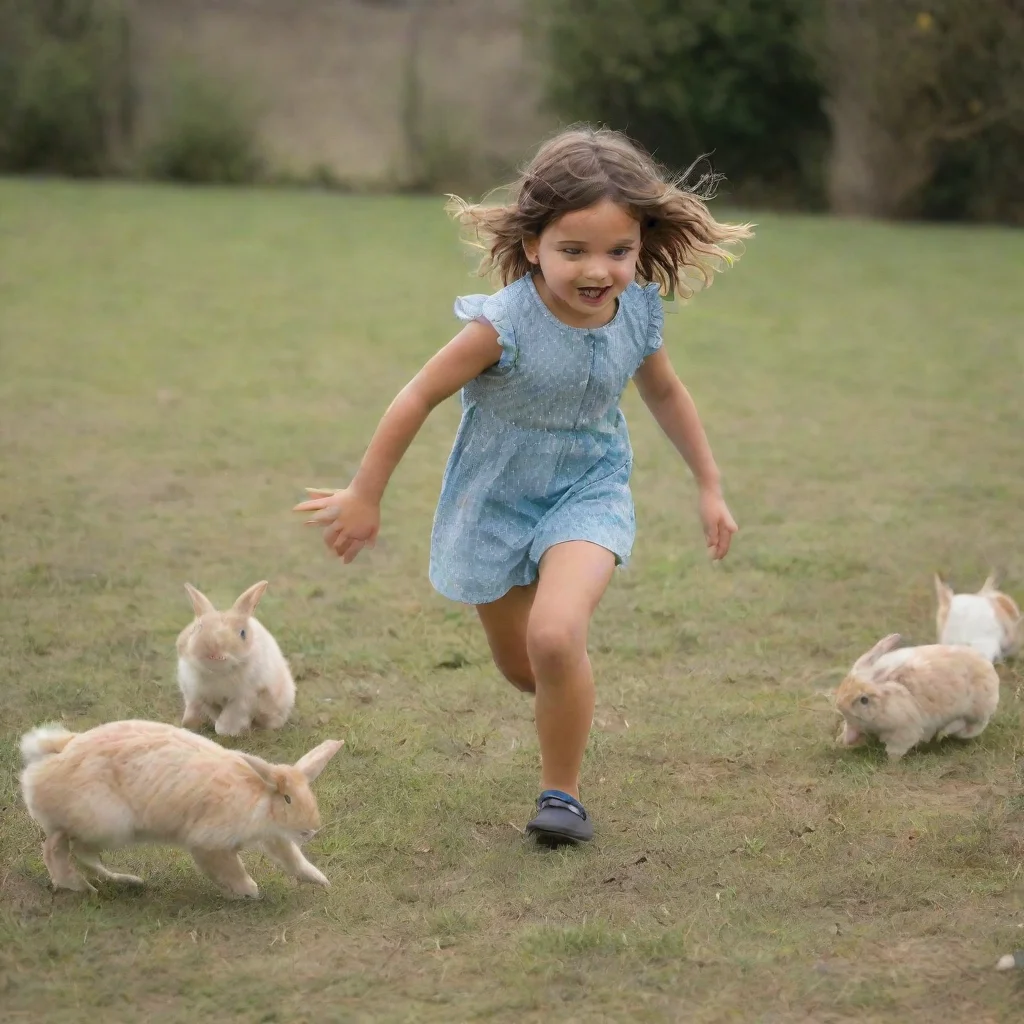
left=934, top=572, right=1021, bottom=663
left=835, top=633, right=999, bottom=760
left=176, top=580, right=296, bottom=736
left=19, top=719, right=342, bottom=897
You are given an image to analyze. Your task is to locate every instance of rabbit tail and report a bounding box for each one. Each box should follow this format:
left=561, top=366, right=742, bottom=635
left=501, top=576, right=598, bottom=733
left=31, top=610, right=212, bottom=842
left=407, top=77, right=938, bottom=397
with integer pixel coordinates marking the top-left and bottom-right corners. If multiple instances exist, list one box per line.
left=20, top=724, right=75, bottom=764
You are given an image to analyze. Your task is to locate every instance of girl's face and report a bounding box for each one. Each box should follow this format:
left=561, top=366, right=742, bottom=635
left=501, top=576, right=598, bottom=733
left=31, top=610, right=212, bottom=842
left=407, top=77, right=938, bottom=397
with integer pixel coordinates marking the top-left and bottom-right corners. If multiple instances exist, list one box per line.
left=524, top=197, right=641, bottom=328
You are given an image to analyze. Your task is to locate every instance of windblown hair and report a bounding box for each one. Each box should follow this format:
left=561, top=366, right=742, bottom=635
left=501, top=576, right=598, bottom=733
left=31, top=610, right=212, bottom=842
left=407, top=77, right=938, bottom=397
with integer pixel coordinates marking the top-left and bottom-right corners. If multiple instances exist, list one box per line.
left=447, top=125, right=754, bottom=300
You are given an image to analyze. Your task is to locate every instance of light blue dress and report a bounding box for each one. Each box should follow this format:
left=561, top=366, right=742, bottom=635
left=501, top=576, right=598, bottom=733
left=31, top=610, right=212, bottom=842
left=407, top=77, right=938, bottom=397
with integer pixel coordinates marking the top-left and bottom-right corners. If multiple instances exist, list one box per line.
left=429, top=273, right=665, bottom=604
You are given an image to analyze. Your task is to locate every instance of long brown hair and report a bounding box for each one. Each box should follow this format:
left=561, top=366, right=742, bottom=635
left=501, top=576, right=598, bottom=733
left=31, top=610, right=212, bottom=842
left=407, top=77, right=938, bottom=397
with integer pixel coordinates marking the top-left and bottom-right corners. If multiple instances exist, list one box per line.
left=447, top=125, right=754, bottom=300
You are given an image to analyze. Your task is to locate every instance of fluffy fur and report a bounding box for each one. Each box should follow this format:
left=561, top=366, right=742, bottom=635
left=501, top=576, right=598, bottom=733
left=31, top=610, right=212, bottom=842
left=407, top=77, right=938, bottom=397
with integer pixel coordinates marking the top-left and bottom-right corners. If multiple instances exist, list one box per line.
left=176, top=580, right=296, bottom=735
left=934, top=572, right=1021, bottom=663
left=835, top=633, right=1000, bottom=760
left=19, top=719, right=343, bottom=897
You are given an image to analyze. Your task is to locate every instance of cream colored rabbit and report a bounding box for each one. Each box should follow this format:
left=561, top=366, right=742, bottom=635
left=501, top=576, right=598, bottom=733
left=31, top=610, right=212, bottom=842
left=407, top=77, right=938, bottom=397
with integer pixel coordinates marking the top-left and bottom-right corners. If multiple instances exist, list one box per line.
left=177, top=580, right=296, bottom=735
left=20, top=719, right=342, bottom=897
left=835, top=633, right=999, bottom=760
left=934, top=572, right=1021, bottom=663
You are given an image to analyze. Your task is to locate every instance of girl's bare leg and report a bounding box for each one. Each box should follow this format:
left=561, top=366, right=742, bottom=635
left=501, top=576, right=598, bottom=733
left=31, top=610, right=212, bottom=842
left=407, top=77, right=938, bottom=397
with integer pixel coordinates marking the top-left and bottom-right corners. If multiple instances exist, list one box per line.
left=476, top=542, right=614, bottom=799
left=528, top=541, right=615, bottom=798
left=476, top=582, right=538, bottom=693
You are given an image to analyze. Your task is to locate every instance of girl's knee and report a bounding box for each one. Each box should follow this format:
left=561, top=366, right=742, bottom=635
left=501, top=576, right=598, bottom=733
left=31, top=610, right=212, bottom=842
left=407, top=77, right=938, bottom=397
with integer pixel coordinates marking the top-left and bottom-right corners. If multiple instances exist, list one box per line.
left=505, top=669, right=537, bottom=694
left=493, top=655, right=536, bottom=693
left=526, top=618, right=585, bottom=674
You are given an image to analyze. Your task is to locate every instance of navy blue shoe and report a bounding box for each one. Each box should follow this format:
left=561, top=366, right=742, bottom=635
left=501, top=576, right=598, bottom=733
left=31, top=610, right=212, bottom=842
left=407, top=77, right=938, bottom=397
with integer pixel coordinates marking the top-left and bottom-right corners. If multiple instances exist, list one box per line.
left=525, top=790, right=594, bottom=845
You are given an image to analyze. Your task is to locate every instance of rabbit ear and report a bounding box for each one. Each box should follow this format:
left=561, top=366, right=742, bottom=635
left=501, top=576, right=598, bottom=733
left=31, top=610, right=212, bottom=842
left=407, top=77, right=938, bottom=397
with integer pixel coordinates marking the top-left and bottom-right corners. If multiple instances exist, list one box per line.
left=294, top=739, right=344, bottom=782
left=853, top=633, right=901, bottom=673
left=184, top=583, right=216, bottom=617
left=934, top=573, right=953, bottom=624
left=980, top=570, right=1000, bottom=593
left=993, top=593, right=1022, bottom=624
left=237, top=752, right=279, bottom=789
left=232, top=580, right=269, bottom=618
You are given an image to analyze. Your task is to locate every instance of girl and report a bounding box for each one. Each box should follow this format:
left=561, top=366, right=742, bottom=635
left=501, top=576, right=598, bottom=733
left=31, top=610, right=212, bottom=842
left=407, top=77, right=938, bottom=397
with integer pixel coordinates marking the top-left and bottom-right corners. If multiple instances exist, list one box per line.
left=295, top=126, right=751, bottom=845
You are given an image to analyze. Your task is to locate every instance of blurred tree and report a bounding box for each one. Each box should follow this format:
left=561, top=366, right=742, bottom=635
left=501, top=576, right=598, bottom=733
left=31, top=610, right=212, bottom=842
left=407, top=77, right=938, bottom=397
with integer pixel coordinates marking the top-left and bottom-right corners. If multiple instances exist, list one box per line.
left=0, top=0, right=134, bottom=175
left=822, top=0, right=1024, bottom=219
left=531, top=0, right=829, bottom=204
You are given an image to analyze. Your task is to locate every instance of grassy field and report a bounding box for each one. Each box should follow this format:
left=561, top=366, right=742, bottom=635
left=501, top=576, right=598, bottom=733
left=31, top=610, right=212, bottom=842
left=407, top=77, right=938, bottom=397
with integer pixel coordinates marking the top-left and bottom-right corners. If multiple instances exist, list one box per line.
left=1, top=178, right=1023, bottom=1023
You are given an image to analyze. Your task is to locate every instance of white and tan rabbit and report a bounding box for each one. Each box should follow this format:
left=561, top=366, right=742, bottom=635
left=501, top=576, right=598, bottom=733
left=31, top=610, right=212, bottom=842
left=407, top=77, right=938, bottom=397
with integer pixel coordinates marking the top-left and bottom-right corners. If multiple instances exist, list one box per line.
left=177, top=580, right=296, bottom=736
left=835, top=633, right=999, bottom=760
left=934, top=571, right=1021, bottom=663
left=19, top=719, right=343, bottom=897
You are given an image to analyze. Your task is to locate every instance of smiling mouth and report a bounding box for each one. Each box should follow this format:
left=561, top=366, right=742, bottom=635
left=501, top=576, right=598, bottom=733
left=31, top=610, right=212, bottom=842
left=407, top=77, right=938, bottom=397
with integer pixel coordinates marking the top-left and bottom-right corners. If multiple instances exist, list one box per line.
left=577, top=286, right=611, bottom=305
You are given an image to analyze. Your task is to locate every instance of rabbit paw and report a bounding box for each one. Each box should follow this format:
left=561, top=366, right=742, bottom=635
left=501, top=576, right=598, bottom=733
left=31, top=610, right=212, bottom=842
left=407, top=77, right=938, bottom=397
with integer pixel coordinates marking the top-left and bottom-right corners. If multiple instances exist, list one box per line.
left=837, top=721, right=865, bottom=747
left=181, top=702, right=208, bottom=730
left=300, top=865, right=330, bottom=888
left=215, top=711, right=253, bottom=737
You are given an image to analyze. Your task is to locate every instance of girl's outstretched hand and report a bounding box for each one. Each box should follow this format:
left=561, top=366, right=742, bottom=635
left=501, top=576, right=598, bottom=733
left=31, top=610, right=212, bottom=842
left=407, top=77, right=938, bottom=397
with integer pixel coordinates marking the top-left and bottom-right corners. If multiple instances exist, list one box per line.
left=699, top=486, right=738, bottom=561
left=293, top=487, right=380, bottom=564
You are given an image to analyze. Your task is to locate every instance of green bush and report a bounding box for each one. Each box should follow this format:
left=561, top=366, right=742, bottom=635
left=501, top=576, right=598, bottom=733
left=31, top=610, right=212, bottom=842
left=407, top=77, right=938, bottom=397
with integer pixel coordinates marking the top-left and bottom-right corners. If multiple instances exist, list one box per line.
left=922, top=124, right=1024, bottom=225
left=1, top=38, right=104, bottom=174
left=0, top=0, right=132, bottom=176
left=142, top=66, right=265, bottom=185
left=532, top=0, right=828, bottom=203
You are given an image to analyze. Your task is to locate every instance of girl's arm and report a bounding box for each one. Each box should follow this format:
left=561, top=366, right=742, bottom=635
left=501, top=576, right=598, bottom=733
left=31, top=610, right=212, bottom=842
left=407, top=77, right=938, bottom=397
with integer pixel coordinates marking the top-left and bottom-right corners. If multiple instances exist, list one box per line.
left=295, top=321, right=502, bottom=562
left=633, top=348, right=738, bottom=559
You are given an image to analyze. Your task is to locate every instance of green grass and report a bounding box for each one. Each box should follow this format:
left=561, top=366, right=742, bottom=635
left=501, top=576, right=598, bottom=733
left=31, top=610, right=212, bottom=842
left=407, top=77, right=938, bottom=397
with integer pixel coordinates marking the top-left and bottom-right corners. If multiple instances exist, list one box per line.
left=1, top=178, right=1023, bottom=1023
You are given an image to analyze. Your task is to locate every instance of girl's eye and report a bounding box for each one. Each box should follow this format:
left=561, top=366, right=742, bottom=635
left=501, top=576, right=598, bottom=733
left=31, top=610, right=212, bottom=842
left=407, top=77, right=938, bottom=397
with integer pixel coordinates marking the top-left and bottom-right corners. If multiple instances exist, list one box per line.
left=610, top=248, right=631, bottom=257
left=284, top=794, right=292, bottom=804
left=562, top=248, right=582, bottom=255
left=239, top=629, right=246, bottom=640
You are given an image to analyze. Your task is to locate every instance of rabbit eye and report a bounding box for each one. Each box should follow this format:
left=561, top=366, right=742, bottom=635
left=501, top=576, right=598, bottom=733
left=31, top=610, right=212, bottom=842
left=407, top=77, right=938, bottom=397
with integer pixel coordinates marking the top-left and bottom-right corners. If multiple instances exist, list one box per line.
left=283, top=794, right=291, bottom=804
left=239, top=629, right=246, bottom=640
left=859, top=695, right=870, bottom=705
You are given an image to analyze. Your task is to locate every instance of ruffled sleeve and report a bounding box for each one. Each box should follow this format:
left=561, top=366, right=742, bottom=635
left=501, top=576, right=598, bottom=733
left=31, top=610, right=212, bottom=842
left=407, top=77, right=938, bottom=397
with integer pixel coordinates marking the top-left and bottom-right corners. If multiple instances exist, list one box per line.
left=641, top=282, right=665, bottom=360
left=454, top=292, right=517, bottom=372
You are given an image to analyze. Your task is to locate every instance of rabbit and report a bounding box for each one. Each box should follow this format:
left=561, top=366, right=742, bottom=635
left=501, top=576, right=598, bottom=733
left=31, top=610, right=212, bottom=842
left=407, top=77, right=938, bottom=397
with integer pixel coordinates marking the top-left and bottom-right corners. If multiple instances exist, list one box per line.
left=19, top=718, right=343, bottom=897
left=934, top=571, right=1021, bottom=663
left=834, top=633, right=1000, bottom=760
left=176, top=580, right=296, bottom=736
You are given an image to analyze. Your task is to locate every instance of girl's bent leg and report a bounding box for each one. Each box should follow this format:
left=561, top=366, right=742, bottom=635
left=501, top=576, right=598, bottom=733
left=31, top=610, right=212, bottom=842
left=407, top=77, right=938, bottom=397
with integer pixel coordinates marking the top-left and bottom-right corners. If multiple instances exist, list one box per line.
left=528, top=541, right=616, bottom=799
left=476, top=583, right=538, bottom=693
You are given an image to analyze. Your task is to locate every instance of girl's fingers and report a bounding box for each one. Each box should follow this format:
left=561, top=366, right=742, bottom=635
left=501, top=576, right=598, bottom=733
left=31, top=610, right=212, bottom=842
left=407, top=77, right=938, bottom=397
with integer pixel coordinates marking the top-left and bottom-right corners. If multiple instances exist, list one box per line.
left=716, top=518, right=735, bottom=559
left=293, top=498, right=333, bottom=513
left=305, top=506, right=341, bottom=526
left=335, top=535, right=368, bottom=563
left=335, top=534, right=359, bottom=558
left=343, top=540, right=366, bottom=564
left=704, top=521, right=719, bottom=555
